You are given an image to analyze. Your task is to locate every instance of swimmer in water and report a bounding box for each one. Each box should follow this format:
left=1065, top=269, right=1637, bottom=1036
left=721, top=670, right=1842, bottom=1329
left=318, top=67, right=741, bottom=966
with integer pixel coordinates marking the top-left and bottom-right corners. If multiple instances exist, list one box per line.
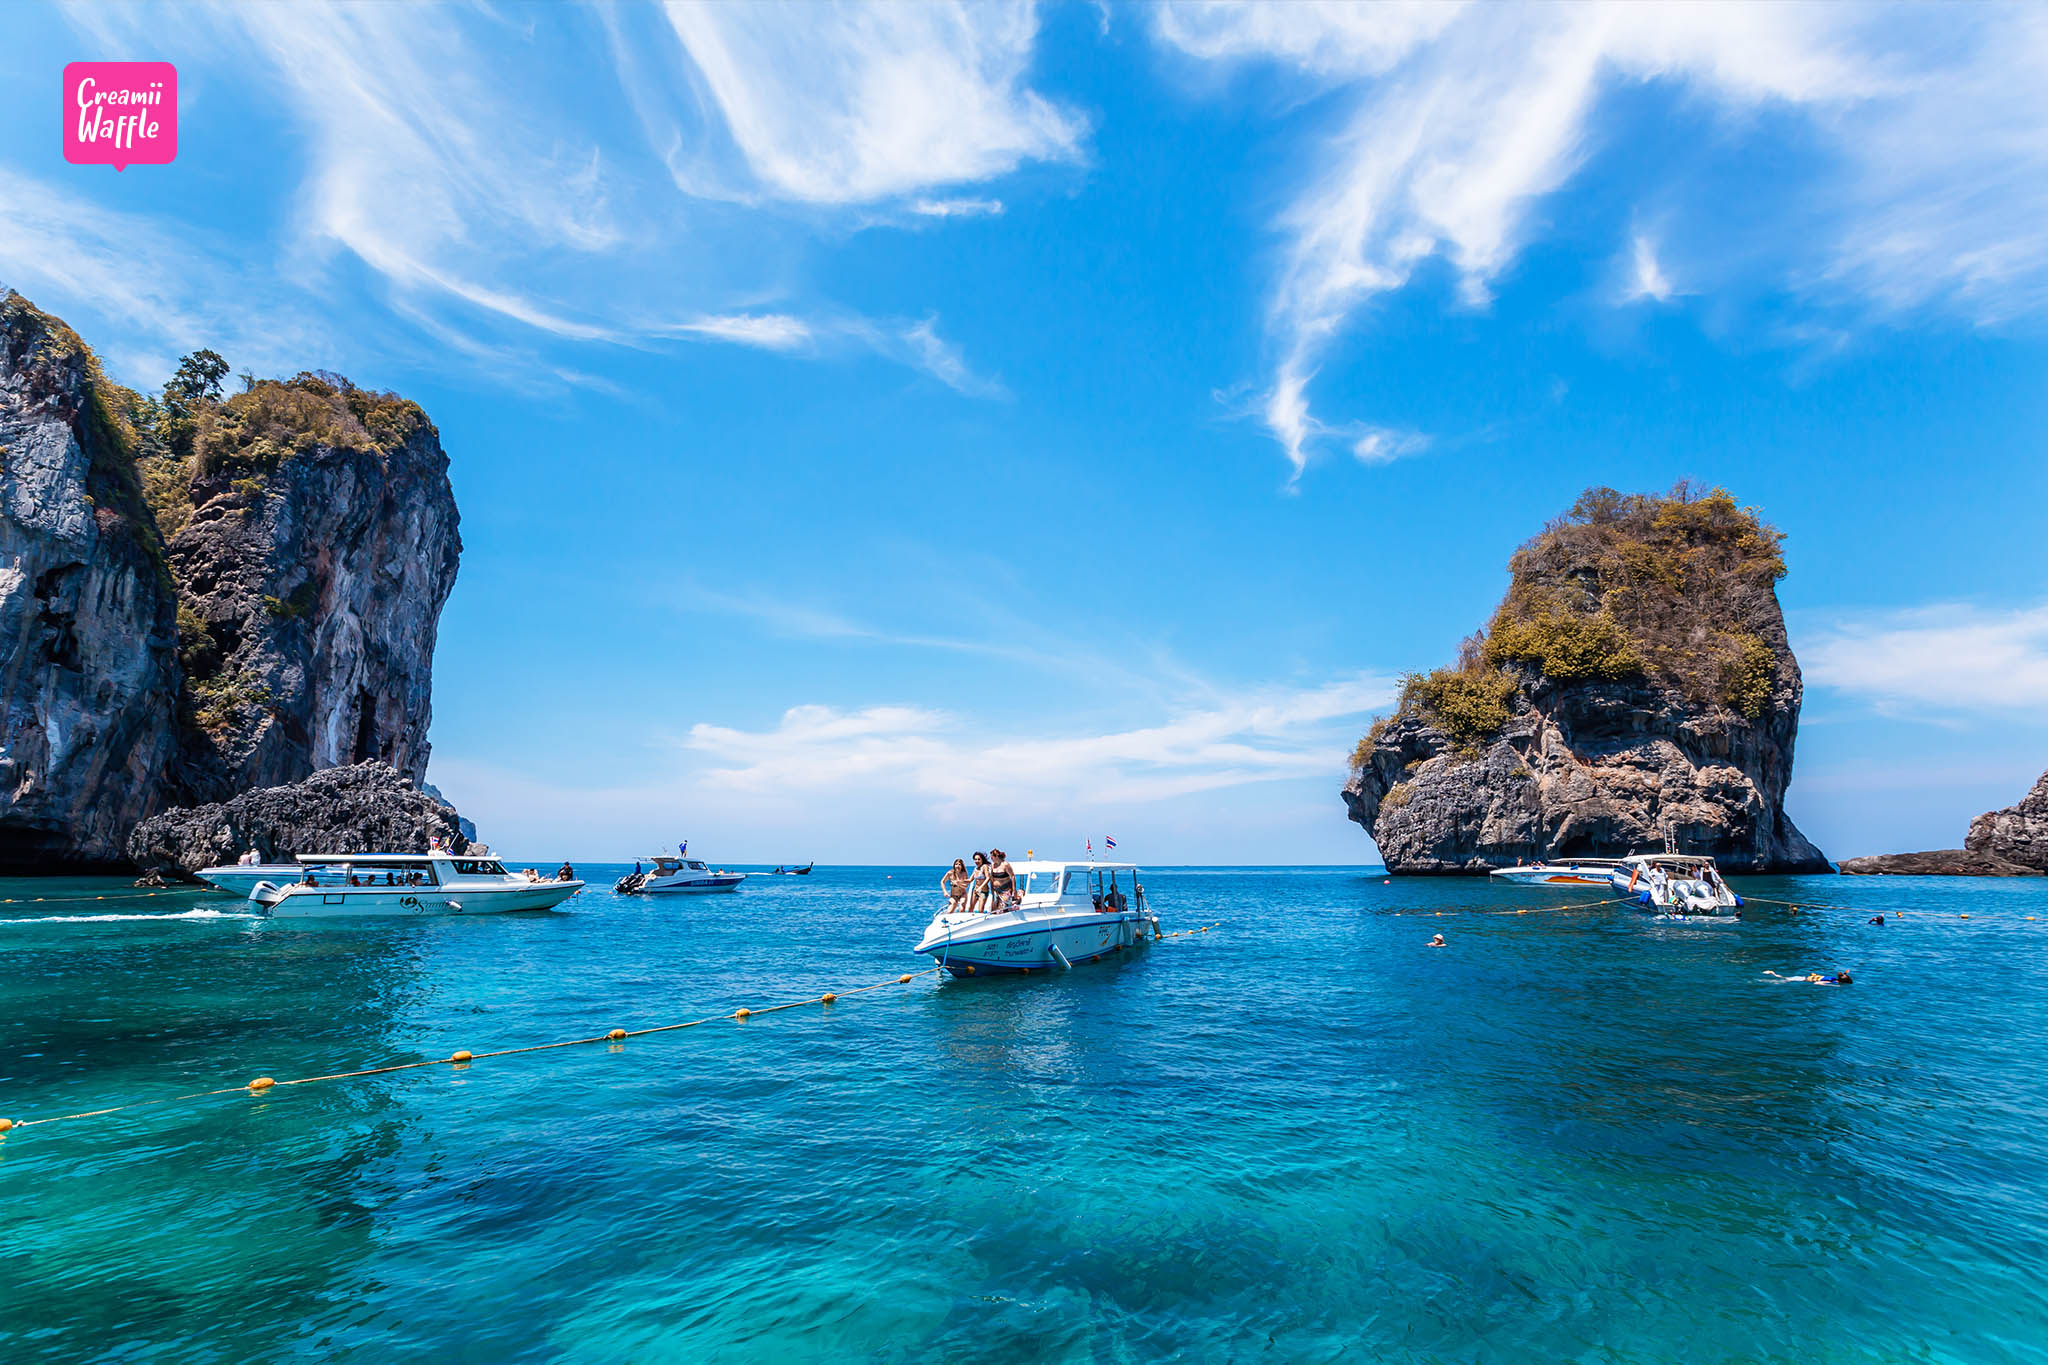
left=1869, top=915, right=1884, bottom=925
left=1765, top=970, right=1853, bottom=986
left=1428, top=934, right=1446, bottom=947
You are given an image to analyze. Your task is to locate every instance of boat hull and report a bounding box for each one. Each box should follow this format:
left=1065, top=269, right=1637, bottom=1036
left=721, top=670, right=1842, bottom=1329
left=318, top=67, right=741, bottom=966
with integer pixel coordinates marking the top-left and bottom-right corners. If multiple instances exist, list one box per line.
left=1488, top=866, right=1618, bottom=887
left=637, top=876, right=744, bottom=893
left=915, top=908, right=1154, bottom=976
left=195, top=865, right=302, bottom=895
left=251, top=880, right=583, bottom=918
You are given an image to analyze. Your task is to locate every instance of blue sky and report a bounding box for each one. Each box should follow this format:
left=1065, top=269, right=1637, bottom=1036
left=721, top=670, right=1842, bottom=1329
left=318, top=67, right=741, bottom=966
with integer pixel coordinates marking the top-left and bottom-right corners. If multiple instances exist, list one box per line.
left=5, top=3, right=2046, bottom=864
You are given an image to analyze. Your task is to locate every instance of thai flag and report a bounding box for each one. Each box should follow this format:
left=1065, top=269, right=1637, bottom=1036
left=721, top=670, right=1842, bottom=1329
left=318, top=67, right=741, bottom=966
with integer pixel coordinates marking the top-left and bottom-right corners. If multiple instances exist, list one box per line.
left=1104, top=836, right=1116, bottom=850
left=1086, top=839, right=1093, bottom=854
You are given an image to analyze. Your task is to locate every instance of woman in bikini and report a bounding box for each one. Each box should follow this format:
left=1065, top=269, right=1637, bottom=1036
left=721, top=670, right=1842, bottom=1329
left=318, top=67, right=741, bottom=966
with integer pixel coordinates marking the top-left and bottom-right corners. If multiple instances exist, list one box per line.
left=965, top=851, right=991, bottom=913
left=940, top=858, right=971, bottom=911
left=985, top=849, right=1018, bottom=912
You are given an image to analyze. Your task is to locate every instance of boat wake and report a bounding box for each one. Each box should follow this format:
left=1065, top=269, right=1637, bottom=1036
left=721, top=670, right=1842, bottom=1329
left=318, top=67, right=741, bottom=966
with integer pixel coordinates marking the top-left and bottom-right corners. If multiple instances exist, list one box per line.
left=0, top=908, right=258, bottom=925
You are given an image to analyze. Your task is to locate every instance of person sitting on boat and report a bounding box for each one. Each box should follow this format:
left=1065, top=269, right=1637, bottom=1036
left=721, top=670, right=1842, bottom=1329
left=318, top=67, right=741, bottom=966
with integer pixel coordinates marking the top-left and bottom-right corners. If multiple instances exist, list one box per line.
left=1102, top=881, right=1128, bottom=912
left=557, top=862, right=575, bottom=882
left=965, top=851, right=991, bottom=913
left=301, top=870, right=318, bottom=886
left=940, top=859, right=971, bottom=911
left=237, top=849, right=260, bottom=866
left=985, top=850, right=1018, bottom=912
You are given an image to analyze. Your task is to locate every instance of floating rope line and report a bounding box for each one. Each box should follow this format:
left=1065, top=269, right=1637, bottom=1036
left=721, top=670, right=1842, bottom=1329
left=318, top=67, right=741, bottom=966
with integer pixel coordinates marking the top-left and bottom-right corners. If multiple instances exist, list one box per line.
left=0, top=888, right=199, bottom=906
left=1737, top=893, right=2042, bottom=922
left=0, top=925, right=1226, bottom=1137
left=1157, top=921, right=1222, bottom=939
left=0, top=967, right=943, bottom=1135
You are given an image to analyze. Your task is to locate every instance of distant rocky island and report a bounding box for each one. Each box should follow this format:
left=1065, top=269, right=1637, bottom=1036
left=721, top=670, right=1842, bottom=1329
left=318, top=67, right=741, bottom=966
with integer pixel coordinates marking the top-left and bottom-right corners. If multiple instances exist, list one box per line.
left=0, top=292, right=464, bottom=872
left=1344, top=484, right=1830, bottom=874
left=1840, top=769, right=2048, bottom=876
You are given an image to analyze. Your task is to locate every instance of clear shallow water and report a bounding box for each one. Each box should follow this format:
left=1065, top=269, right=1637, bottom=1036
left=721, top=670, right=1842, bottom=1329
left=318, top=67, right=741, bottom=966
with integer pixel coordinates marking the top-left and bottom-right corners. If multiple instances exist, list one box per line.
left=2, top=866, right=2045, bottom=1363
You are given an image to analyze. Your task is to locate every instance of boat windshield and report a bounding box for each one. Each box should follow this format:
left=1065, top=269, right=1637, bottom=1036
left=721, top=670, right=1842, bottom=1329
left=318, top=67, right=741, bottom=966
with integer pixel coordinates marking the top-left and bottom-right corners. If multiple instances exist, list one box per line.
left=1023, top=869, right=1066, bottom=896
left=452, top=859, right=508, bottom=876
left=684, top=860, right=708, bottom=871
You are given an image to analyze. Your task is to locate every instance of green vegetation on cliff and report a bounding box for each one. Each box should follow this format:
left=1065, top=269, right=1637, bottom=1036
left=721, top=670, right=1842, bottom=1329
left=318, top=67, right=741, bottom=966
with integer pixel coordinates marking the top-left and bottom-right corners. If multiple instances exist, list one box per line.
left=1354, top=483, right=1790, bottom=765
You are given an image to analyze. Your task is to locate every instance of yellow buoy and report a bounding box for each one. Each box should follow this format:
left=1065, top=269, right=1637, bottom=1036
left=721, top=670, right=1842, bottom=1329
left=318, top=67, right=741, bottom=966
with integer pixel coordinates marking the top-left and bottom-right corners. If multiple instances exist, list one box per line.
left=0, top=1118, right=14, bottom=1133
left=963, top=965, right=975, bottom=975
left=898, top=974, right=912, bottom=984
left=734, top=1008, right=752, bottom=1019
left=607, top=1028, right=627, bottom=1041
left=1961, top=914, right=1970, bottom=919
left=250, top=1077, right=275, bottom=1091
left=821, top=992, right=838, bottom=1003
left=451, top=1050, right=473, bottom=1063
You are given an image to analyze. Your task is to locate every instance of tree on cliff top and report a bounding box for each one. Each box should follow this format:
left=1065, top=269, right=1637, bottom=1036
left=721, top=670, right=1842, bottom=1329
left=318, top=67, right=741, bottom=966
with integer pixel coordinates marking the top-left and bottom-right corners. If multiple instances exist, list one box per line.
left=1355, top=482, right=1790, bottom=765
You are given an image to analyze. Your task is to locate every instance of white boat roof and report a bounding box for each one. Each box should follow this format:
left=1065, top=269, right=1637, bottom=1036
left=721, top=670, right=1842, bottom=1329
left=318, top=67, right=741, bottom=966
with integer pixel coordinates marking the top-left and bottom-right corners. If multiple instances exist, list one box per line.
left=1010, top=860, right=1139, bottom=874
left=1622, top=853, right=1720, bottom=867
left=295, top=852, right=460, bottom=864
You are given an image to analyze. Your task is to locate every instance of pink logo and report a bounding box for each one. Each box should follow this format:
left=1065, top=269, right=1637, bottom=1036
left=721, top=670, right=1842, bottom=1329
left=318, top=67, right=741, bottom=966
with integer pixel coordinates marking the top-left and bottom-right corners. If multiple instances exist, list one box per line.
left=64, top=62, right=177, bottom=171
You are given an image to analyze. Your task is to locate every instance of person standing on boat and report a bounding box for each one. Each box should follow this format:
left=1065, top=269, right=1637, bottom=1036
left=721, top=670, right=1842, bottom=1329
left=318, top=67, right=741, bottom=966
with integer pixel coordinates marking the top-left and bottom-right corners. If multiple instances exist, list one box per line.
left=986, top=849, right=1019, bottom=912
left=940, top=858, right=971, bottom=911
left=965, top=851, right=991, bottom=913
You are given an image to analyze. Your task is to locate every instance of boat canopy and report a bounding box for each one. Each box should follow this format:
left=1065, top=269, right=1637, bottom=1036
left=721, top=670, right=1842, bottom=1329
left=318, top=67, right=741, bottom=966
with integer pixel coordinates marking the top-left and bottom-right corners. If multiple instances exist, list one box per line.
left=296, top=852, right=448, bottom=864
left=1621, top=854, right=1722, bottom=869
left=1008, top=860, right=1140, bottom=875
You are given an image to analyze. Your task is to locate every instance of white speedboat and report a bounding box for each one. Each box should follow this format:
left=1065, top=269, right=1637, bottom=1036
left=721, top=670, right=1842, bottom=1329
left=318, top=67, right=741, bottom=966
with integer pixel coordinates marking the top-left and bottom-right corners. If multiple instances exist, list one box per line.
left=248, top=853, right=582, bottom=917
left=614, top=855, right=746, bottom=894
left=1609, top=853, right=1742, bottom=915
left=1488, top=857, right=1626, bottom=887
left=196, top=843, right=498, bottom=895
left=913, top=860, right=1159, bottom=976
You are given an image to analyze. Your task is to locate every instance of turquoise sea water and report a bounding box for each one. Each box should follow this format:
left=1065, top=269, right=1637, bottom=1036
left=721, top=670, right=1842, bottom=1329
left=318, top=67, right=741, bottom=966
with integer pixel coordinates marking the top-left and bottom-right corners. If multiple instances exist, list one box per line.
left=2, top=866, right=2045, bottom=1362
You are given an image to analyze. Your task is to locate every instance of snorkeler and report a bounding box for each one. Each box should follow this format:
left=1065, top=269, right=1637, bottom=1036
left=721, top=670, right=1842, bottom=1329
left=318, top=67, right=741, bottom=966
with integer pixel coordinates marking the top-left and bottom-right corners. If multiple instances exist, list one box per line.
left=1428, top=934, right=1447, bottom=948
left=1764, top=970, right=1853, bottom=985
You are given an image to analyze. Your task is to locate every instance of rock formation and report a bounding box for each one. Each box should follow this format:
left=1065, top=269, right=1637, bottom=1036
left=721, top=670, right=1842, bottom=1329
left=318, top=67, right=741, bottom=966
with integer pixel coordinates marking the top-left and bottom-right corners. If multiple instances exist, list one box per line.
left=1965, top=768, right=2048, bottom=871
left=0, top=297, right=182, bottom=868
left=162, top=373, right=460, bottom=802
left=1839, top=849, right=2041, bottom=876
left=1846, top=767, right=2048, bottom=875
left=127, top=761, right=472, bottom=877
left=0, top=293, right=463, bottom=868
left=1344, top=485, right=1829, bottom=874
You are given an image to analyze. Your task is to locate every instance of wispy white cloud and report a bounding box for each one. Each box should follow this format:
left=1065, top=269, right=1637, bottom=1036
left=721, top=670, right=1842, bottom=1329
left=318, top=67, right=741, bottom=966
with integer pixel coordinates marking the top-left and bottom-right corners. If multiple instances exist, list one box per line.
left=910, top=197, right=1007, bottom=219
left=1154, top=3, right=2048, bottom=474
left=661, top=1, right=1085, bottom=203
left=671, top=313, right=815, bottom=351
left=659, top=311, right=1002, bottom=394
left=1804, top=603, right=2048, bottom=712
left=686, top=675, right=1396, bottom=811
left=34, top=2, right=1043, bottom=394
left=1623, top=233, right=1677, bottom=304
left=1351, top=426, right=1431, bottom=466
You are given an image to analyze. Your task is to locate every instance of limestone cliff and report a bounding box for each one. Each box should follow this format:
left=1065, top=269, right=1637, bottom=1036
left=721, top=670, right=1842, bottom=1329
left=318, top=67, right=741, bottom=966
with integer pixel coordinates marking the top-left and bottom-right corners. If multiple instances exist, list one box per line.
left=0, top=293, right=462, bottom=867
left=1965, top=768, right=2048, bottom=871
left=0, top=296, right=182, bottom=867
left=1343, top=485, right=1829, bottom=874
left=162, top=373, right=459, bottom=801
